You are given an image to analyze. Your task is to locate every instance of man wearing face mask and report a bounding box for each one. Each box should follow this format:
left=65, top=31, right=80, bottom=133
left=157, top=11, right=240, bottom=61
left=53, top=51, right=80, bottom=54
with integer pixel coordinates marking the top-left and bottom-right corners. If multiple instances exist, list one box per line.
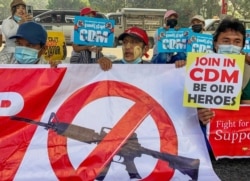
left=190, top=15, right=205, bottom=33
left=151, top=10, right=186, bottom=68
left=0, top=0, right=32, bottom=64
left=96, top=26, right=150, bottom=71
left=197, top=18, right=250, bottom=159
left=7, top=21, right=48, bottom=65
left=199, top=17, right=250, bottom=125
left=113, top=26, right=150, bottom=64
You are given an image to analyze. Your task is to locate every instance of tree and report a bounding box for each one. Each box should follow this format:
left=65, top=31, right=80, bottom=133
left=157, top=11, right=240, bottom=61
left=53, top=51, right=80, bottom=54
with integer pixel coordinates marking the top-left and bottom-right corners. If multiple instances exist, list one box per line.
left=89, top=0, right=126, bottom=13
left=25, top=0, right=48, bottom=9
left=47, top=0, right=89, bottom=10
left=0, top=0, right=13, bottom=20
left=88, top=0, right=220, bottom=27
left=229, top=0, right=250, bottom=18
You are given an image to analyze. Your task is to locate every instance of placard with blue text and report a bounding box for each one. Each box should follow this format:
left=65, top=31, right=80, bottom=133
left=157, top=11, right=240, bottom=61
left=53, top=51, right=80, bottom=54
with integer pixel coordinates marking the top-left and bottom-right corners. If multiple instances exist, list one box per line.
left=186, top=32, right=213, bottom=53
left=157, top=27, right=190, bottom=53
left=243, top=30, right=250, bottom=53
left=73, top=16, right=115, bottom=47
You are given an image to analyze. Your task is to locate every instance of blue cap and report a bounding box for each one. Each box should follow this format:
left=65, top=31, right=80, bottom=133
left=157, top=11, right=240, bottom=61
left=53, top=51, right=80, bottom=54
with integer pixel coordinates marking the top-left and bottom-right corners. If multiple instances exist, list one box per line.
left=10, top=22, right=47, bottom=45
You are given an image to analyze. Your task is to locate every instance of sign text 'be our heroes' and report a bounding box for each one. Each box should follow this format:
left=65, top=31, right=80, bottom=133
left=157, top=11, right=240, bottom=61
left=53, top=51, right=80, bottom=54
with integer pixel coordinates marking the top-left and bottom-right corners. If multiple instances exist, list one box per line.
left=183, top=53, right=245, bottom=110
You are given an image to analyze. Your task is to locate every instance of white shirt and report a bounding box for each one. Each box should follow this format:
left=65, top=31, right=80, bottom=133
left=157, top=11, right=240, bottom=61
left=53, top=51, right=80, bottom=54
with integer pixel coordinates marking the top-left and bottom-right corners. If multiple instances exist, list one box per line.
left=0, top=17, right=19, bottom=63
left=1, top=17, right=19, bottom=48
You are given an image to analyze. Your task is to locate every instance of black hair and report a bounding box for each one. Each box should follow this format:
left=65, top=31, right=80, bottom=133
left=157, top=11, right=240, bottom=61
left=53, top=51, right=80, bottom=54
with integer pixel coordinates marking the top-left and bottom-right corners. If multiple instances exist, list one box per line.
left=11, top=4, right=26, bottom=16
left=213, top=17, right=246, bottom=51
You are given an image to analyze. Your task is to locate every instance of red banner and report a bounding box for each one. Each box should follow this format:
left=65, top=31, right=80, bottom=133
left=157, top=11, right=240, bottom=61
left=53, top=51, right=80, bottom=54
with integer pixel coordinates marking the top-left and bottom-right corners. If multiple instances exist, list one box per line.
left=209, top=106, right=250, bottom=158
left=0, top=68, right=66, bottom=180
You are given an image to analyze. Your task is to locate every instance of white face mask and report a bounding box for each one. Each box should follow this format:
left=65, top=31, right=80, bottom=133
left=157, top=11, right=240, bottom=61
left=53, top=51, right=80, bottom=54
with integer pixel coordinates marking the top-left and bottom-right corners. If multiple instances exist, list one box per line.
left=217, top=44, right=242, bottom=54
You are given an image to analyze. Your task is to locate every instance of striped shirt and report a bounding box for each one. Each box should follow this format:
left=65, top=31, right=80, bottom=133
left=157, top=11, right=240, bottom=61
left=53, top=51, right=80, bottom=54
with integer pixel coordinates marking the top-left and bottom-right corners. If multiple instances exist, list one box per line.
left=70, top=49, right=103, bottom=64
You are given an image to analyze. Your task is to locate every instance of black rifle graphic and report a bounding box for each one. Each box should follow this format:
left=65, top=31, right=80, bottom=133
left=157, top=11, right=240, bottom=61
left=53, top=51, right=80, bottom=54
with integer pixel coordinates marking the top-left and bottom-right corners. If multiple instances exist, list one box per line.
left=11, top=113, right=200, bottom=181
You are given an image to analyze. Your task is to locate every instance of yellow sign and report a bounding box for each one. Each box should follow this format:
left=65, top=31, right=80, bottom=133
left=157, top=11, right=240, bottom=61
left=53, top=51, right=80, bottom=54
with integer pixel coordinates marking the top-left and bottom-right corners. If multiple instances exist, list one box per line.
left=44, top=31, right=67, bottom=61
left=183, top=52, right=245, bottom=110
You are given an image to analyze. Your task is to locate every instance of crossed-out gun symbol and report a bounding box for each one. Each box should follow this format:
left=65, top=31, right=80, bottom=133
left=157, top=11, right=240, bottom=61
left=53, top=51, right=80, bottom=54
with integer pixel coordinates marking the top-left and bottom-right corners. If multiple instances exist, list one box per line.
left=11, top=112, right=200, bottom=181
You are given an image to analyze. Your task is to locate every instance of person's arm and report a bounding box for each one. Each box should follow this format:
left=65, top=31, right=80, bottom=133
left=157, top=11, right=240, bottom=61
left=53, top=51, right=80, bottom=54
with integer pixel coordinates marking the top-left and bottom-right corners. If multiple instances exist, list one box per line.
left=175, top=60, right=186, bottom=68
left=173, top=52, right=187, bottom=68
left=72, top=44, right=91, bottom=53
left=18, top=14, right=33, bottom=25
left=72, top=44, right=103, bottom=53
left=197, top=108, right=215, bottom=125
left=97, top=57, right=112, bottom=71
left=0, top=34, right=2, bottom=47
left=245, top=53, right=250, bottom=65
left=241, top=100, right=250, bottom=104
left=152, top=30, right=158, bottom=56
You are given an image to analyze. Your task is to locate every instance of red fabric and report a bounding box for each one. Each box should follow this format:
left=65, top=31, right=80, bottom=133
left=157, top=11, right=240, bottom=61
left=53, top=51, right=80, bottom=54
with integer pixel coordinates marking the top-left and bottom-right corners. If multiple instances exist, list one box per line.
left=209, top=106, right=250, bottom=158
left=80, top=7, right=97, bottom=16
left=0, top=68, right=66, bottom=181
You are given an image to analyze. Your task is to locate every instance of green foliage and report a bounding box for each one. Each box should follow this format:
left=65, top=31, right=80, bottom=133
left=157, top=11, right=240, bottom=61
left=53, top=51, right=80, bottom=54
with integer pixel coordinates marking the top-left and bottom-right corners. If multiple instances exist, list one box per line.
left=0, top=0, right=13, bottom=19
left=229, top=0, right=250, bottom=18
left=46, top=0, right=88, bottom=10
left=0, top=0, right=249, bottom=23
left=88, top=0, right=221, bottom=27
left=25, top=0, right=48, bottom=9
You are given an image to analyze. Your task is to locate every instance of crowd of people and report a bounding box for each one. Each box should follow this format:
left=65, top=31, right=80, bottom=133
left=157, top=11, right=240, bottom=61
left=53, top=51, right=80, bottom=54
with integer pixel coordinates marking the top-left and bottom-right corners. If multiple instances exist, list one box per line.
left=1, top=0, right=250, bottom=178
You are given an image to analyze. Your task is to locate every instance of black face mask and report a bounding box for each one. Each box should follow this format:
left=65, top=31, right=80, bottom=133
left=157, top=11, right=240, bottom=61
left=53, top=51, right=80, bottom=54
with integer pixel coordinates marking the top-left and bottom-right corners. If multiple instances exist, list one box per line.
left=192, top=24, right=203, bottom=33
left=166, top=19, right=178, bottom=28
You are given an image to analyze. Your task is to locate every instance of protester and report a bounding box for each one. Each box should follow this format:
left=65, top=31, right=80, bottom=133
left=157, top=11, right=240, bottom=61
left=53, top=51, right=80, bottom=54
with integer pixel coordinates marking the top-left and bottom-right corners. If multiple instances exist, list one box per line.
left=198, top=17, right=250, bottom=125
left=0, top=21, right=59, bottom=67
left=196, top=18, right=250, bottom=159
left=190, top=15, right=205, bottom=33
left=0, top=0, right=32, bottom=63
left=96, top=26, right=150, bottom=71
left=70, top=7, right=103, bottom=64
left=114, top=26, right=150, bottom=63
left=151, top=10, right=186, bottom=68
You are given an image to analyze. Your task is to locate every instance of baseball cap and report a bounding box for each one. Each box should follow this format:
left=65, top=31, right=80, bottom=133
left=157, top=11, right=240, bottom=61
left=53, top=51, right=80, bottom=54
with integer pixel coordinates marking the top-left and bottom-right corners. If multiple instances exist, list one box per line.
left=9, top=22, right=47, bottom=45
left=118, top=27, right=149, bottom=58
left=118, top=27, right=149, bottom=45
left=164, top=10, right=178, bottom=19
left=191, top=15, right=205, bottom=24
left=10, top=0, right=26, bottom=8
left=80, top=7, right=97, bottom=16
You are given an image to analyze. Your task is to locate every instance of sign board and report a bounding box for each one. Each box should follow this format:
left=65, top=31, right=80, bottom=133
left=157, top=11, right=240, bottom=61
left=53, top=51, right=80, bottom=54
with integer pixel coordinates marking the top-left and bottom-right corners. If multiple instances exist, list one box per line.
left=73, top=16, right=115, bottom=47
left=183, top=52, right=245, bottom=110
left=44, top=31, right=67, bottom=61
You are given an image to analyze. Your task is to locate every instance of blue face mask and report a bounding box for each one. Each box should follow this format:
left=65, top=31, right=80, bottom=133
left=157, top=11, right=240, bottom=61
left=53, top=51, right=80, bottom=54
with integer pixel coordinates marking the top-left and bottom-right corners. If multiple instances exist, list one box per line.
left=217, top=44, right=242, bottom=54
left=13, top=15, right=21, bottom=23
left=15, top=46, right=40, bottom=64
left=121, top=57, right=142, bottom=64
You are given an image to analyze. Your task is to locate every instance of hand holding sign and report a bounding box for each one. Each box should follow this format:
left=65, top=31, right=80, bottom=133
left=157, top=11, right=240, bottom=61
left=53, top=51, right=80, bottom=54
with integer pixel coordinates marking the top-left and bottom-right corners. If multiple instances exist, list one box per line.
left=74, top=16, right=115, bottom=47
left=157, top=27, right=190, bottom=53
left=183, top=52, right=245, bottom=110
